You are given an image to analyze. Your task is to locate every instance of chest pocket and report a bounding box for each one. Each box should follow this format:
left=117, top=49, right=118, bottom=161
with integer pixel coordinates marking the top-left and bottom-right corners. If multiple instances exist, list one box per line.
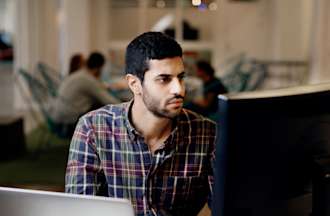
left=150, top=175, right=209, bottom=213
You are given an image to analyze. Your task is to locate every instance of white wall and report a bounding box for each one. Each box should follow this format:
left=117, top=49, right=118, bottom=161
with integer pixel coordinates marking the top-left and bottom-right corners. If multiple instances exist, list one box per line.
left=271, top=0, right=311, bottom=60
left=213, top=0, right=314, bottom=71
left=12, top=0, right=326, bottom=102
left=59, top=0, right=90, bottom=76
left=309, top=0, right=330, bottom=83
left=0, top=0, right=15, bottom=33
left=301, top=0, right=314, bottom=61
left=37, top=0, right=60, bottom=70
left=14, top=0, right=43, bottom=111
left=14, top=0, right=62, bottom=73
left=90, top=0, right=111, bottom=54
left=13, top=0, right=109, bottom=112
left=0, top=0, right=6, bottom=30
left=13, top=0, right=315, bottom=77
left=213, top=0, right=274, bottom=73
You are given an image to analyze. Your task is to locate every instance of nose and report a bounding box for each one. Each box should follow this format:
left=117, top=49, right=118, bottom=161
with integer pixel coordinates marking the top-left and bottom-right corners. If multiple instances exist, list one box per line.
left=170, top=78, right=185, bottom=96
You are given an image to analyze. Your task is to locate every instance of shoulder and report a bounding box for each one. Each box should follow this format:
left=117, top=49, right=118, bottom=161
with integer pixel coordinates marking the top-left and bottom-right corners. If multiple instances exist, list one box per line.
left=61, top=70, right=90, bottom=87
left=207, top=77, right=227, bottom=93
left=77, top=102, right=128, bottom=129
left=207, top=78, right=222, bottom=87
left=180, top=108, right=216, bottom=123
left=176, top=109, right=217, bottom=153
left=178, top=109, right=217, bottom=131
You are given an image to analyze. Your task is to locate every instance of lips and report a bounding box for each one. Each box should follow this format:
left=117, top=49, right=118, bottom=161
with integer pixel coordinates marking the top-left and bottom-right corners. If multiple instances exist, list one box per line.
left=167, top=99, right=183, bottom=106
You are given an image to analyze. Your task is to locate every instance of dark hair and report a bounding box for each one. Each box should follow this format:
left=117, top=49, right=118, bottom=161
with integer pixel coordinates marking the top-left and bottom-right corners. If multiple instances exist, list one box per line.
left=125, top=31, right=183, bottom=81
left=69, top=53, right=84, bottom=75
left=87, top=52, right=105, bottom=70
left=196, top=60, right=215, bottom=77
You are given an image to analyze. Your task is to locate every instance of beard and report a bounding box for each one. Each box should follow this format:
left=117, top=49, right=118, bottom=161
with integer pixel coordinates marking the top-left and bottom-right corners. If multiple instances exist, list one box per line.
left=141, top=88, right=184, bottom=119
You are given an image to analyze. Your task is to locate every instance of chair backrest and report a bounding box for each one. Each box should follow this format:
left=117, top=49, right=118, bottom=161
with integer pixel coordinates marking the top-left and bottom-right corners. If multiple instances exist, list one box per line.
left=36, top=62, right=61, bottom=97
left=18, top=69, right=57, bottom=131
left=18, top=68, right=75, bottom=139
left=221, top=55, right=267, bottom=92
left=18, top=68, right=50, bottom=117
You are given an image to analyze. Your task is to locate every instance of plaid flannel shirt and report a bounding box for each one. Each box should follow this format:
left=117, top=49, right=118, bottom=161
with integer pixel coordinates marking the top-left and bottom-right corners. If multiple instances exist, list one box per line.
left=65, top=101, right=216, bottom=216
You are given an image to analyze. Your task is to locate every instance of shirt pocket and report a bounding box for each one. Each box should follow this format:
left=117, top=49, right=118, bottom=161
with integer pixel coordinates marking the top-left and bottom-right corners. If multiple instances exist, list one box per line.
left=151, top=175, right=208, bottom=212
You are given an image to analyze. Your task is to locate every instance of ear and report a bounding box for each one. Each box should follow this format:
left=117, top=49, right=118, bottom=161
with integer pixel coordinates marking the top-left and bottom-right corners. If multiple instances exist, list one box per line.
left=125, top=74, right=142, bottom=95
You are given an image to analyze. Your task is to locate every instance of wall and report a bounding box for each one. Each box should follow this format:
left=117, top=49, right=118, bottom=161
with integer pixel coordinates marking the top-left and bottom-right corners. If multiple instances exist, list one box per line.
left=13, top=0, right=315, bottom=77
left=212, top=0, right=315, bottom=86
left=89, top=0, right=111, bottom=54
left=0, top=0, right=6, bottom=30
left=59, top=0, right=90, bottom=75
left=309, top=0, right=330, bottom=83
left=13, top=0, right=104, bottom=112
left=213, top=0, right=274, bottom=73
left=12, top=0, right=327, bottom=112
left=271, top=0, right=311, bottom=60
left=0, top=0, right=15, bottom=116
left=0, top=0, right=15, bottom=33
left=38, top=0, right=60, bottom=70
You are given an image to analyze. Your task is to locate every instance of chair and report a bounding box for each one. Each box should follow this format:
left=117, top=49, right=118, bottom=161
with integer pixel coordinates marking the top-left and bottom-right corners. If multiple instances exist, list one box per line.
left=220, top=54, right=267, bottom=92
left=36, top=62, right=62, bottom=97
left=17, top=68, right=71, bottom=150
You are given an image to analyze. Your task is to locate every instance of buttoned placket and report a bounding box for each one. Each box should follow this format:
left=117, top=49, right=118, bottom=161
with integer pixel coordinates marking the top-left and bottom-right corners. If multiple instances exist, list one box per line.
left=146, top=132, right=177, bottom=215
left=124, top=102, right=180, bottom=215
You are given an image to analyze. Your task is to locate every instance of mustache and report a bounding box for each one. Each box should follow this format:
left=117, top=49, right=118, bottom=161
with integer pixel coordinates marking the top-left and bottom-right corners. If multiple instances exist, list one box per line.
left=167, top=94, right=184, bottom=103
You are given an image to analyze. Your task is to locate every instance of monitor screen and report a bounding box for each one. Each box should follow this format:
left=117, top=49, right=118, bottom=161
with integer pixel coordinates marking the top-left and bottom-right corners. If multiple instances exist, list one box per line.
left=212, top=83, right=330, bottom=216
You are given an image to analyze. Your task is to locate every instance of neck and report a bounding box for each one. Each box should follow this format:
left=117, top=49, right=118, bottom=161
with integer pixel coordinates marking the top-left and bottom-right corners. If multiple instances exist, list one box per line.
left=88, top=68, right=100, bottom=79
left=204, top=75, right=212, bottom=82
left=131, top=99, right=172, bottom=139
left=130, top=99, right=172, bottom=152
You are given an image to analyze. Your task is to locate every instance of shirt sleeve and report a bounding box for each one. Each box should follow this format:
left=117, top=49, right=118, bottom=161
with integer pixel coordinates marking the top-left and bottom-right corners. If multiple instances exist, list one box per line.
left=207, top=123, right=216, bottom=208
left=65, top=116, right=104, bottom=195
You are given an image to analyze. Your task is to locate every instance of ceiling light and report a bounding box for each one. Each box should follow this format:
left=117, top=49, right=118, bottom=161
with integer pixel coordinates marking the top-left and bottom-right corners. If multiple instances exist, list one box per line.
left=192, top=0, right=202, bottom=6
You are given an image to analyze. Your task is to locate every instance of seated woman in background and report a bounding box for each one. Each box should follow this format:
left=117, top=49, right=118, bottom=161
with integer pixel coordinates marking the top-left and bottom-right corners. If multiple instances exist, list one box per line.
left=185, top=60, right=228, bottom=120
left=68, top=53, right=85, bottom=75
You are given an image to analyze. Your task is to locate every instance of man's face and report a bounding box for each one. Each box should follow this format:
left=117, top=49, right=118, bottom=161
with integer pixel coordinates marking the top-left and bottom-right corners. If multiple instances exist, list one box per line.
left=141, top=56, right=185, bottom=119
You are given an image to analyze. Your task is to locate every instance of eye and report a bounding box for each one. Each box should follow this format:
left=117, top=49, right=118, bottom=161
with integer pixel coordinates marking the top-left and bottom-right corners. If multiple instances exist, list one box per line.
left=178, top=73, right=186, bottom=81
left=157, top=76, right=171, bottom=83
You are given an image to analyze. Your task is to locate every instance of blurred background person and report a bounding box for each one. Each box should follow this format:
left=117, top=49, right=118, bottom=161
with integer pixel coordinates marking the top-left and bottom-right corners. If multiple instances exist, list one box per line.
left=50, top=51, right=121, bottom=137
left=68, top=53, right=85, bottom=75
left=0, top=31, right=13, bottom=61
left=185, top=60, right=227, bottom=120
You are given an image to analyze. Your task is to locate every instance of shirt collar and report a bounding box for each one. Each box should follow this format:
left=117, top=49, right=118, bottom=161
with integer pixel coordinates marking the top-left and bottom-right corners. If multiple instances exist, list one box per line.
left=123, top=100, right=139, bottom=140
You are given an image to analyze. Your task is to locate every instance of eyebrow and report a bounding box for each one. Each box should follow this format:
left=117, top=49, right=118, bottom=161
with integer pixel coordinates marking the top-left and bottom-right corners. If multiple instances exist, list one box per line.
left=155, top=71, right=186, bottom=79
left=178, top=71, right=186, bottom=77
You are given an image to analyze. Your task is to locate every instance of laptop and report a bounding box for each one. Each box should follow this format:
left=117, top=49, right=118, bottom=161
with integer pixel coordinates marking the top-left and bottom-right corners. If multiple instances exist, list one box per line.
left=0, top=186, right=135, bottom=216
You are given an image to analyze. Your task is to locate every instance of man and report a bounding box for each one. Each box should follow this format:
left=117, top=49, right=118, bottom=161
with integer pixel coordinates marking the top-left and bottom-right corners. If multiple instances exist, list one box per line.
left=65, top=32, right=216, bottom=216
left=186, top=60, right=227, bottom=119
left=50, top=52, right=120, bottom=137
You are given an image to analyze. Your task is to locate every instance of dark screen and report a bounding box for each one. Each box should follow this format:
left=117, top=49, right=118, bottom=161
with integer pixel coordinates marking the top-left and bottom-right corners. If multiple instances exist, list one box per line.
left=212, top=86, right=330, bottom=216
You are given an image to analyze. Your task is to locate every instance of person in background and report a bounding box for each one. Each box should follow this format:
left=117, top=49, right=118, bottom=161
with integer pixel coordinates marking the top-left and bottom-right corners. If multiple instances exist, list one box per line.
left=50, top=52, right=120, bottom=137
left=186, top=60, right=228, bottom=119
left=68, top=53, right=85, bottom=75
left=0, top=31, right=13, bottom=61
left=65, top=32, right=216, bottom=215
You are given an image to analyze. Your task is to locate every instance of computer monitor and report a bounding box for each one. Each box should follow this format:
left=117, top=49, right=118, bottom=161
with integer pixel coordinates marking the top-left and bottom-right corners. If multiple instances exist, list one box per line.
left=0, top=187, right=134, bottom=216
left=212, top=83, right=330, bottom=216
